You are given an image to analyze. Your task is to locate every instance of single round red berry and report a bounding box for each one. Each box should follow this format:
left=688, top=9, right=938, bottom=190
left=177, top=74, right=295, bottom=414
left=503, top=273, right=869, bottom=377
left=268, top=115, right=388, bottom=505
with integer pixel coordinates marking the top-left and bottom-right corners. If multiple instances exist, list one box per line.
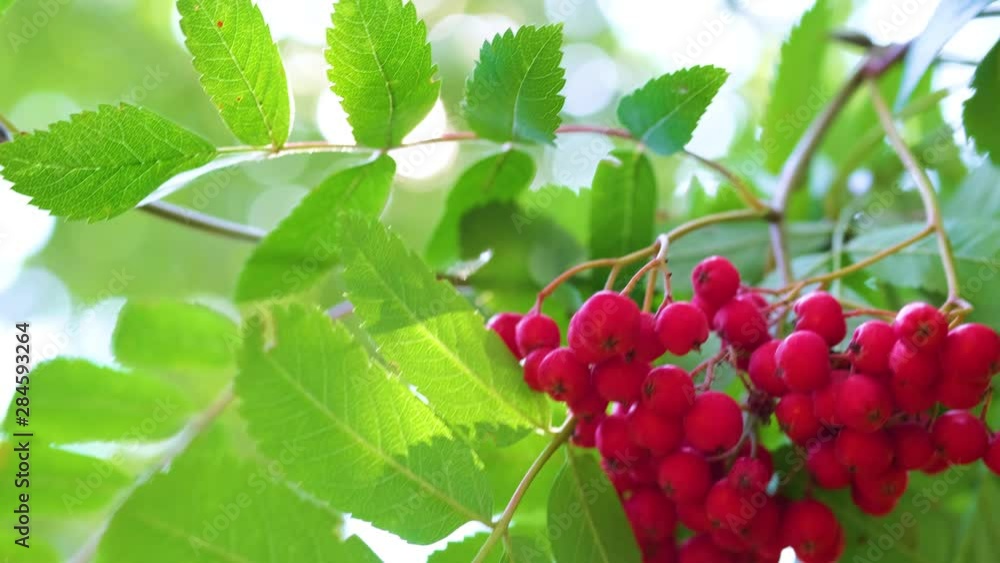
left=571, top=413, right=604, bottom=448
left=678, top=534, right=734, bottom=563
left=692, top=255, right=741, bottom=307
left=848, top=320, right=896, bottom=377
left=853, top=465, right=908, bottom=505
left=627, top=403, right=683, bottom=456
left=793, top=291, right=847, bottom=346
left=515, top=313, right=560, bottom=356
left=658, top=448, right=712, bottom=504
left=656, top=301, right=710, bottom=356
left=781, top=499, right=841, bottom=562
left=931, top=409, right=989, bottom=464
left=985, top=433, right=1000, bottom=477
left=835, top=428, right=894, bottom=476
left=727, top=456, right=772, bottom=495
left=596, top=414, right=647, bottom=464
left=715, top=296, right=771, bottom=351
left=643, top=365, right=696, bottom=417
left=935, top=375, right=988, bottom=409
left=807, top=441, right=851, bottom=489
left=775, top=392, right=821, bottom=445
left=625, top=488, right=677, bottom=543
left=487, top=312, right=523, bottom=357
left=684, top=391, right=744, bottom=454
left=888, top=422, right=934, bottom=470
left=836, top=374, right=893, bottom=433
left=894, top=302, right=948, bottom=351
left=889, top=340, right=941, bottom=389
left=633, top=311, right=668, bottom=362
left=776, top=331, right=831, bottom=392
left=568, top=290, right=641, bottom=363
left=537, top=347, right=591, bottom=403
left=593, top=357, right=647, bottom=403
left=521, top=347, right=552, bottom=392
left=941, top=323, right=1000, bottom=384
left=705, top=481, right=749, bottom=535
left=748, top=340, right=787, bottom=397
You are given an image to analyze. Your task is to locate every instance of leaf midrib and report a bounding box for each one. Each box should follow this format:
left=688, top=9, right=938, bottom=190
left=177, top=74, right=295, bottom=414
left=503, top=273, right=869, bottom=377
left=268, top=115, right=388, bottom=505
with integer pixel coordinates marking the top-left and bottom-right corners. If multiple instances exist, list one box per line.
left=509, top=29, right=561, bottom=142
left=356, top=5, right=397, bottom=148
left=637, top=72, right=725, bottom=148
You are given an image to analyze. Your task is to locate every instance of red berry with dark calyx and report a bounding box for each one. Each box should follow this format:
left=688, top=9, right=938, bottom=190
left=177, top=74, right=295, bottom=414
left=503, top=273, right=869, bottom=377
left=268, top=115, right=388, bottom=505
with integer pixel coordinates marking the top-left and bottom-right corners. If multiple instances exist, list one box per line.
left=521, top=347, right=552, bottom=392
left=836, top=374, right=893, bottom=433
left=793, top=291, right=847, bottom=346
left=935, top=375, right=989, bottom=409
left=748, top=340, right=787, bottom=397
left=643, top=365, right=696, bottom=417
left=807, top=441, right=851, bottom=489
left=658, top=448, right=713, bottom=504
left=894, top=302, right=949, bottom=351
left=889, top=340, right=941, bottom=389
left=537, top=347, right=591, bottom=403
left=931, top=410, right=989, bottom=464
left=941, top=323, right=1000, bottom=383
left=805, top=525, right=845, bottom=563
left=835, top=428, right=894, bottom=476
left=568, top=290, right=641, bottom=363
left=775, top=392, right=821, bottom=445
left=684, top=391, right=745, bottom=454
left=776, top=331, right=831, bottom=393
left=625, top=488, right=677, bottom=543
left=515, top=313, right=560, bottom=356
left=985, top=433, right=1000, bottom=477
left=627, top=403, right=683, bottom=456
left=656, top=301, right=710, bottom=356
left=678, top=534, right=735, bottom=563
left=571, top=414, right=603, bottom=448
left=603, top=457, right=637, bottom=496
left=727, top=456, right=772, bottom=495
left=487, top=312, right=523, bottom=357
left=715, top=296, right=771, bottom=351
left=597, top=414, right=648, bottom=464
left=593, top=356, right=647, bottom=404
left=848, top=320, right=896, bottom=377
left=781, top=499, right=841, bottom=563
left=692, top=255, right=741, bottom=307
left=634, top=311, right=668, bottom=362
left=853, top=465, right=908, bottom=506
left=889, top=422, right=935, bottom=470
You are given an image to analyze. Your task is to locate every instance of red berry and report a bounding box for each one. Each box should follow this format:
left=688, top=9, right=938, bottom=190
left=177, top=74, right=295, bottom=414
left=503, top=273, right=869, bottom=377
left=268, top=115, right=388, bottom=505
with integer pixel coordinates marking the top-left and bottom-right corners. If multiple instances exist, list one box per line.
left=643, top=365, right=696, bottom=417
left=836, top=374, right=893, bottom=433
left=487, top=312, right=522, bottom=357
left=739, top=289, right=769, bottom=311
left=678, top=534, right=735, bottom=563
left=736, top=442, right=774, bottom=476
left=941, top=323, right=1000, bottom=383
left=985, top=433, right=1000, bottom=477
left=775, top=331, right=831, bottom=392
left=848, top=320, right=895, bottom=377
left=571, top=414, right=603, bottom=448
left=850, top=481, right=898, bottom=517
left=835, top=428, right=894, bottom=476
left=658, top=448, right=712, bottom=504
left=888, top=422, right=935, bottom=470
left=853, top=466, right=908, bottom=504
left=629, top=456, right=660, bottom=488
left=812, top=370, right=848, bottom=427
left=748, top=340, right=787, bottom=397
left=710, top=527, right=750, bottom=554
left=597, top=414, right=647, bottom=464
left=922, top=450, right=950, bottom=475
left=642, top=542, right=679, bottom=563
left=889, top=374, right=935, bottom=414
left=935, top=375, right=988, bottom=409
left=676, top=502, right=713, bottom=534
left=793, top=291, right=847, bottom=346
left=776, top=392, right=821, bottom=445
left=537, top=347, right=591, bottom=403
left=684, top=391, right=744, bottom=454
left=692, top=295, right=720, bottom=330
left=894, top=302, right=948, bottom=351
left=781, top=499, right=841, bottom=562
left=567, top=388, right=609, bottom=419
left=627, top=403, right=683, bottom=456
left=634, top=312, right=668, bottom=362
left=691, top=256, right=741, bottom=307
left=603, top=458, right=637, bottom=496
left=568, top=291, right=641, bottom=363
left=521, top=347, right=552, bottom=392
left=931, top=409, right=989, bottom=464
left=889, top=340, right=941, bottom=388
left=715, top=297, right=770, bottom=351
left=745, top=497, right=782, bottom=553
left=625, top=488, right=677, bottom=543
left=727, top=456, right=771, bottom=495
left=705, top=481, right=750, bottom=535
left=807, top=525, right=845, bottom=563
left=656, top=301, right=710, bottom=356
left=593, top=357, right=647, bottom=403
left=515, top=313, right=560, bottom=356
left=807, top=441, right=851, bottom=489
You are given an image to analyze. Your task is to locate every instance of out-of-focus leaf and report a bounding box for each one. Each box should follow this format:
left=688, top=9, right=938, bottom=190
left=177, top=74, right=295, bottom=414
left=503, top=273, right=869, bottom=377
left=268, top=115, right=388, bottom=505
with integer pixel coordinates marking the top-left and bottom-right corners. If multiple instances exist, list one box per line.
left=963, top=39, right=1000, bottom=164
left=519, top=185, right=591, bottom=245
left=945, top=162, right=1000, bottom=219
left=113, top=300, right=239, bottom=373
left=589, top=150, right=656, bottom=261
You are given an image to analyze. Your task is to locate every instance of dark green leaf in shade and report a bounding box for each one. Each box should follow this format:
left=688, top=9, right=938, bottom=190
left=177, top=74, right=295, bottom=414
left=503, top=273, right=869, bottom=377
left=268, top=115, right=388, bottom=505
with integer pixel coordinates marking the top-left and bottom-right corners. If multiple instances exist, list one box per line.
left=963, top=39, right=1000, bottom=164
left=589, top=150, right=656, bottom=263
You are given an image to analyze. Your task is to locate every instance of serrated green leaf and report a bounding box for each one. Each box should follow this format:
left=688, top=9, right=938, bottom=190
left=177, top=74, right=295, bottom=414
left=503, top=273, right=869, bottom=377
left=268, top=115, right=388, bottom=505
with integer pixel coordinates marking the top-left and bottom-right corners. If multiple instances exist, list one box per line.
left=426, top=150, right=536, bottom=266
left=463, top=25, right=566, bottom=145
left=339, top=214, right=549, bottom=439
left=326, top=0, right=439, bottom=148
left=235, top=156, right=396, bottom=302
left=178, top=0, right=291, bottom=148
left=761, top=0, right=831, bottom=172
left=238, top=305, right=493, bottom=544
left=616, top=66, right=727, bottom=155
left=548, top=450, right=641, bottom=563
left=589, top=150, right=656, bottom=262
left=0, top=104, right=216, bottom=221
left=113, top=300, right=239, bottom=373
left=963, top=39, right=1000, bottom=164
left=97, top=426, right=380, bottom=563
left=2, top=359, right=192, bottom=443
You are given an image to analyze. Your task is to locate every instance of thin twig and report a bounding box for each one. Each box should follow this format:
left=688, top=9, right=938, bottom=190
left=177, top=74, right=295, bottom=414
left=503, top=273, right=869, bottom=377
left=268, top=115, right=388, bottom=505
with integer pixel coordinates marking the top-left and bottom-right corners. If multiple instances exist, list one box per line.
left=139, top=201, right=265, bottom=243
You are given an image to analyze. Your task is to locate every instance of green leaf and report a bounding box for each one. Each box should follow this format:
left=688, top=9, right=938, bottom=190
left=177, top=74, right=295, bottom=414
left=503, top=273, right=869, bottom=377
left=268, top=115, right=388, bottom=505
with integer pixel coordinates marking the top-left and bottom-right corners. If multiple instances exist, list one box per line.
left=0, top=104, right=216, bottom=221
left=177, top=0, right=291, bottom=148
left=235, top=156, right=396, bottom=302
left=548, top=450, right=641, bottom=563
left=339, top=214, right=549, bottom=439
left=2, top=359, right=192, bottom=443
left=616, top=65, right=728, bottom=155
left=97, top=427, right=380, bottom=563
left=760, top=0, right=831, bottom=172
left=426, top=150, right=536, bottom=266
left=0, top=0, right=15, bottom=19
left=326, top=0, right=440, bottom=148
left=519, top=185, right=591, bottom=245
left=238, top=305, right=493, bottom=544
left=463, top=24, right=566, bottom=144
left=945, top=162, right=1000, bottom=219
left=429, top=532, right=548, bottom=563
left=113, top=300, right=240, bottom=373
left=0, top=538, right=59, bottom=562
left=589, top=150, right=656, bottom=262
left=963, top=39, right=1000, bottom=164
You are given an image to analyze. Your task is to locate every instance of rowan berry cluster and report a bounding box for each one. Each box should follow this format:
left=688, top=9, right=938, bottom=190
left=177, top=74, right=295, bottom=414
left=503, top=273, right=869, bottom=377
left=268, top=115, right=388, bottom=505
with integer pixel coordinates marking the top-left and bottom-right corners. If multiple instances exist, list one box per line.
left=488, top=255, right=1000, bottom=563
